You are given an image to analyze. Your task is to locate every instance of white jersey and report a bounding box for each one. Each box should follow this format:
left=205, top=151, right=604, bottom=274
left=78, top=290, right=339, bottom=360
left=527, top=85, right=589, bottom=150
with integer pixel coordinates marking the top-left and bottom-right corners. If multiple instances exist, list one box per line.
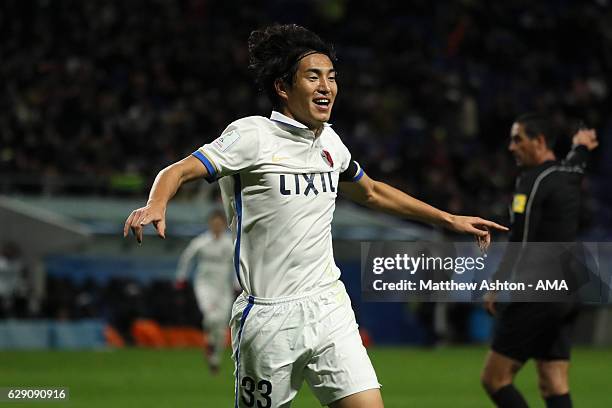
left=192, top=111, right=361, bottom=298
left=176, top=231, right=235, bottom=294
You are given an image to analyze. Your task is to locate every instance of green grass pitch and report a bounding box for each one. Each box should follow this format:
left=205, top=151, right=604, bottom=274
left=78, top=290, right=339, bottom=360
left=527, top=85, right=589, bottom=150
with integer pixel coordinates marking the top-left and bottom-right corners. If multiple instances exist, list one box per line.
left=1, top=347, right=610, bottom=407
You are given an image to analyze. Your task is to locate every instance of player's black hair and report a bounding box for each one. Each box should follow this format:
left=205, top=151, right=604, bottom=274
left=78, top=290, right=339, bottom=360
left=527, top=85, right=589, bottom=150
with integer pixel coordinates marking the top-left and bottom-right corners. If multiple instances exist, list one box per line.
left=515, top=113, right=557, bottom=149
left=248, top=24, right=336, bottom=109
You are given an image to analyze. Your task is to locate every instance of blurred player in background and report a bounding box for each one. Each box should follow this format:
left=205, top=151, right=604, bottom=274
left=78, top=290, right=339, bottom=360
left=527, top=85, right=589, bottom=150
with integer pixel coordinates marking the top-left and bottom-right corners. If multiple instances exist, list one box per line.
left=125, top=24, right=507, bottom=408
left=175, top=209, right=235, bottom=374
left=481, top=114, right=598, bottom=408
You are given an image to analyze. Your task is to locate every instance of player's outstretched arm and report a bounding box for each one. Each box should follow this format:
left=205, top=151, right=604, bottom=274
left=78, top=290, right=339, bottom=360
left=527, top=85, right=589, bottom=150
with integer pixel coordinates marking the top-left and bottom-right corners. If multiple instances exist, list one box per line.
left=123, top=155, right=208, bottom=243
left=175, top=238, right=200, bottom=288
left=340, top=173, right=508, bottom=248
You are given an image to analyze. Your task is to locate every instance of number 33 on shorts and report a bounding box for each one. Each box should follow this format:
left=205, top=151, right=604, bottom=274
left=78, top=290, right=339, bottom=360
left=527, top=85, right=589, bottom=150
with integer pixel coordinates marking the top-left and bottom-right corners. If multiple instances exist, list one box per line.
left=240, top=376, right=272, bottom=408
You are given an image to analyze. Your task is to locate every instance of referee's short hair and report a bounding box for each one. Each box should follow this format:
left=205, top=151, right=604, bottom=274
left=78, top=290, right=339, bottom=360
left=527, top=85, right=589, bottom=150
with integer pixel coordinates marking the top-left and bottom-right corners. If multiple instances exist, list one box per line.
left=248, top=24, right=336, bottom=109
left=515, top=113, right=557, bottom=149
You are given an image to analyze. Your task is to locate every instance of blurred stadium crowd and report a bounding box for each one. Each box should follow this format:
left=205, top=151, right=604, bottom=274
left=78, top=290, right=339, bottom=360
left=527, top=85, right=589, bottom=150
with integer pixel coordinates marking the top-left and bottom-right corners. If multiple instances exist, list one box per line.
left=1, top=1, right=611, bottom=331
left=1, top=0, right=610, bottom=230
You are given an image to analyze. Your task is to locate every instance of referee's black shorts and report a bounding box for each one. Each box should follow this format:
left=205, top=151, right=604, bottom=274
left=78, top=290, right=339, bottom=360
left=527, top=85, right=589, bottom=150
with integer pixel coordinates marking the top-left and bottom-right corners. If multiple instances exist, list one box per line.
left=491, top=302, right=579, bottom=363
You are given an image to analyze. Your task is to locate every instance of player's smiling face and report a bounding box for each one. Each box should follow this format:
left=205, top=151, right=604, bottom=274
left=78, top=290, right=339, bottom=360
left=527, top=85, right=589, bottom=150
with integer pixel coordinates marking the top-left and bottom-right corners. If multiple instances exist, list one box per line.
left=278, top=53, right=337, bottom=133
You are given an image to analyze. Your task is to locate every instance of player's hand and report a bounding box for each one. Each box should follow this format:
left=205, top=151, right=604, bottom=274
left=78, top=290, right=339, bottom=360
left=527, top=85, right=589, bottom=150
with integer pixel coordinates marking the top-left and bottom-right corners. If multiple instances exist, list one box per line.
left=572, top=129, right=598, bottom=151
left=447, top=215, right=508, bottom=251
left=123, top=202, right=167, bottom=243
left=483, top=291, right=497, bottom=316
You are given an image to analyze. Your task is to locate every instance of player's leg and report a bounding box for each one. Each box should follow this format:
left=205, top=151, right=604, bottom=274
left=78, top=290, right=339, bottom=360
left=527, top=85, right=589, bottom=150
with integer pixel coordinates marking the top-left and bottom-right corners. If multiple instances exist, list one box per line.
left=204, top=309, right=227, bottom=372
left=194, top=283, right=219, bottom=369
left=483, top=302, right=546, bottom=407
left=230, top=294, right=306, bottom=408
left=205, top=296, right=234, bottom=372
left=481, top=350, right=527, bottom=408
left=328, top=389, right=383, bottom=408
left=532, top=303, right=575, bottom=408
left=535, top=360, right=571, bottom=407
left=305, top=283, right=381, bottom=408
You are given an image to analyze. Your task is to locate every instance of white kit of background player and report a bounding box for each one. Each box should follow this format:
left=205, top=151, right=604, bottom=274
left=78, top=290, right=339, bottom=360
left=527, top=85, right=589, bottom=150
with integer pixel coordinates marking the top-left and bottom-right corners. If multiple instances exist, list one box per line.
left=175, top=215, right=235, bottom=372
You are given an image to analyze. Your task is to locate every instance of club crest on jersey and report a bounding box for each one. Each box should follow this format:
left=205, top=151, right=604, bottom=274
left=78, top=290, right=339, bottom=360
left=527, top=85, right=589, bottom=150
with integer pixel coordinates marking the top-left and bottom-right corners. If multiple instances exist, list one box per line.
left=321, top=150, right=333, bottom=167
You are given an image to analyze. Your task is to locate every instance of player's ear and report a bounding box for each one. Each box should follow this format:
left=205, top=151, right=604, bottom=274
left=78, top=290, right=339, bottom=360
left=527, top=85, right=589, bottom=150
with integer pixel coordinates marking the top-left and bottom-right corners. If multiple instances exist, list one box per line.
left=536, top=134, right=548, bottom=149
left=274, top=78, right=289, bottom=103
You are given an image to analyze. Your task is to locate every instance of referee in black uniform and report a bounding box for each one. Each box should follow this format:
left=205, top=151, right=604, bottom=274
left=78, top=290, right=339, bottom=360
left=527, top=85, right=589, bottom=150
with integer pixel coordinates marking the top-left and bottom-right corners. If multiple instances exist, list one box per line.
left=480, top=113, right=598, bottom=408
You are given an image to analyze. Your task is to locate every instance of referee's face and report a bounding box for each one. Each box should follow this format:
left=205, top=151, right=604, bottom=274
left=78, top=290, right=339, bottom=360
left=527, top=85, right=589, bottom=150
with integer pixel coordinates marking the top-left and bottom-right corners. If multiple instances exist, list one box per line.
left=280, top=53, right=337, bottom=133
left=509, top=122, right=538, bottom=167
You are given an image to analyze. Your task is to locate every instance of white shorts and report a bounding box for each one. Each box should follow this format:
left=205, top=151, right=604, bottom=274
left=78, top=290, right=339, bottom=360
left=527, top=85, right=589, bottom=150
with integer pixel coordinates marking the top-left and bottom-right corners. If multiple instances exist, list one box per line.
left=230, top=281, right=380, bottom=407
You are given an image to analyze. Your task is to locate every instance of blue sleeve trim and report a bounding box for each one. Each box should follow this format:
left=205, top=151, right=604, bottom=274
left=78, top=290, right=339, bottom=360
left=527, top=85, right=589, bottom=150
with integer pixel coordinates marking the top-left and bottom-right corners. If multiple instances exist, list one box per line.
left=353, top=167, right=364, bottom=182
left=191, top=151, right=217, bottom=183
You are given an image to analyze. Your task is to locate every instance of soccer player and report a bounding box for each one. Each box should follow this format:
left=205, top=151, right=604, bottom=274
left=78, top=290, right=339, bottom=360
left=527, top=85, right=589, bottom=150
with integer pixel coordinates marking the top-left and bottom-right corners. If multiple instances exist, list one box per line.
left=125, top=24, right=507, bottom=408
left=175, top=210, right=235, bottom=374
left=481, top=114, right=598, bottom=408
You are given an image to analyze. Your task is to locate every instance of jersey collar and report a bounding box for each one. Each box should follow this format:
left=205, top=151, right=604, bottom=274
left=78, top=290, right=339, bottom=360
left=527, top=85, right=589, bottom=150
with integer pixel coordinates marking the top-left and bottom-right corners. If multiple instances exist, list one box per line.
left=270, top=111, right=332, bottom=130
